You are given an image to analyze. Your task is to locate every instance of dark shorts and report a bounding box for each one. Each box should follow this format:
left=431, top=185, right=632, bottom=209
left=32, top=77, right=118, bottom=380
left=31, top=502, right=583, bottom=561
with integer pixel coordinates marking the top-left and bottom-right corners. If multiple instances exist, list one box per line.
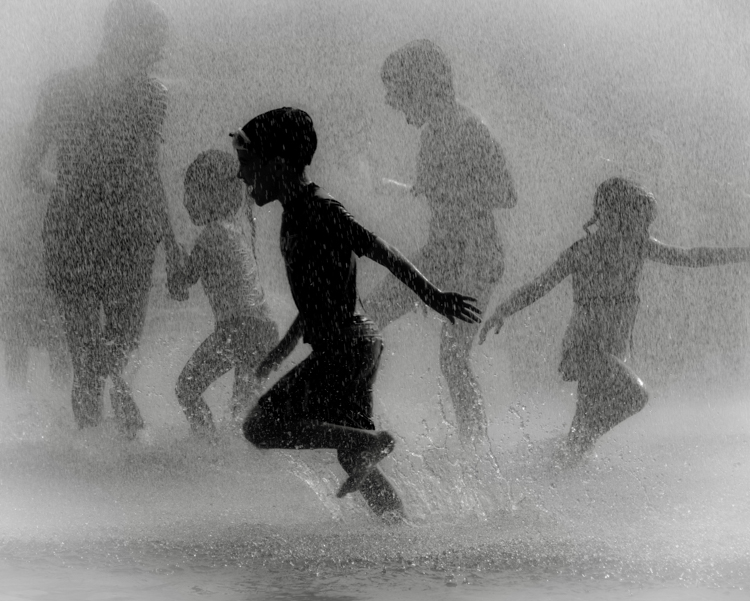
left=247, top=316, right=383, bottom=448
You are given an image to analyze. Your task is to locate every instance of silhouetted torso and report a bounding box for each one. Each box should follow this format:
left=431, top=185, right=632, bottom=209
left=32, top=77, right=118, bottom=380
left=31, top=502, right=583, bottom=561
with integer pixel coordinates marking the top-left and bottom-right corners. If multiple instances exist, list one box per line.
left=38, top=65, right=167, bottom=276
left=414, top=105, right=512, bottom=293
left=185, top=217, right=265, bottom=323
left=280, top=184, right=377, bottom=347
left=560, top=233, right=646, bottom=379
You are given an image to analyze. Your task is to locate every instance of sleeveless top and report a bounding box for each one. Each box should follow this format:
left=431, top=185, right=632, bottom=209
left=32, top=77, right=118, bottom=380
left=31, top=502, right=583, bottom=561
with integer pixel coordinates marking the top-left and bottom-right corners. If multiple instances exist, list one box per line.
left=194, top=217, right=266, bottom=324
left=559, top=234, right=645, bottom=381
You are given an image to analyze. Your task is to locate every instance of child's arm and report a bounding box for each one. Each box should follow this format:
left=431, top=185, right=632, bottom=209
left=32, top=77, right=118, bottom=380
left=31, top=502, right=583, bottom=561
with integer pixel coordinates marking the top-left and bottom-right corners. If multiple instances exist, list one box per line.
left=363, top=237, right=481, bottom=324
left=645, top=237, right=750, bottom=267
left=21, top=77, right=60, bottom=195
left=256, top=315, right=304, bottom=381
left=479, top=248, right=574, bottom=344
left=169, top=235, right=205, bottom=300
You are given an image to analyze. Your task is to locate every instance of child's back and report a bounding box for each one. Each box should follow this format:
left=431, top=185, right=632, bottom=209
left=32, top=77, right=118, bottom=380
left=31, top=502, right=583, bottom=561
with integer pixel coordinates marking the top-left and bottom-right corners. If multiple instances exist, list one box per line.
left=561, top=232, right=645, bottom=381
left=192, top=214, right=266, bottom=324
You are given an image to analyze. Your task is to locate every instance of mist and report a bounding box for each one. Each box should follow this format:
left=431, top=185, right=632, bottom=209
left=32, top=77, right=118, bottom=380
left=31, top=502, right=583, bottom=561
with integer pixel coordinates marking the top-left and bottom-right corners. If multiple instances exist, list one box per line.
left=4, top=0, right=750, bottom=390
left=1, top=1, right=750, bottom=598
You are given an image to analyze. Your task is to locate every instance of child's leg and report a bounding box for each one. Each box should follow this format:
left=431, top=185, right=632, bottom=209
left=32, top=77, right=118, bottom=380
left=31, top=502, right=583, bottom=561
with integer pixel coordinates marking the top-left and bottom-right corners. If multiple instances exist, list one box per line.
left=243, top=330, right=399, bottom=512
left=242, top=360, right=386, bottom=451
left=338, top=449, right=404, bottom=519
left=176, top=329, right=236, bottom=435
left=334, top=331, right=404, bottom=509
left=439, top=320, right=486, bottom=443
left=232, top=362, right=260, bottom=421
left=569, top=352, right=648, bottom=454
left=230, top=315, right=279, bottom=421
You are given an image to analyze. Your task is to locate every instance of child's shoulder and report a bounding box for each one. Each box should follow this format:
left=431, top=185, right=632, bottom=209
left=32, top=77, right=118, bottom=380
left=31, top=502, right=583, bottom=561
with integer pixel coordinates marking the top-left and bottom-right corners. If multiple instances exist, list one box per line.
left=569, top=234, right=601, bottom=255
left=299, top=185, right=364, bottom=233
left=448, top=106, right=500, bottom=151
left=39, top=66, right=91, bottom=103
left=564, top=235, right=599, bottom=266
left=304, top=184, right=348, bottom=214
left=195, top=221, right=229, bottom=247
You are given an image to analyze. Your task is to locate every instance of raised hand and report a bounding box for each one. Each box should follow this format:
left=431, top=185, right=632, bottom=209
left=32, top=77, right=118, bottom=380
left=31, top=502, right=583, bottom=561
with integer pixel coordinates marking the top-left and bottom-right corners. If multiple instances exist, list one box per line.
left=478, top=311, right=504, bottom=345
left=427, top=291, right=482, bottom=325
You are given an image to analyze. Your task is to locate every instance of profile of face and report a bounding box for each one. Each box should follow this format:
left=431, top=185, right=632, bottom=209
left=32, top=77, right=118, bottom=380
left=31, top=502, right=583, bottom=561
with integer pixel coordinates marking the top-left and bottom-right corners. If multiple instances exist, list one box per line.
left=183, top=183, right=209, bottom=227
left=382, top=78, right=427, bottom=128
left=236, top=150, right=279, bottom=207
left=596, top=209, right=620, bottom=236
left=101, top=0, right=169, bottom=72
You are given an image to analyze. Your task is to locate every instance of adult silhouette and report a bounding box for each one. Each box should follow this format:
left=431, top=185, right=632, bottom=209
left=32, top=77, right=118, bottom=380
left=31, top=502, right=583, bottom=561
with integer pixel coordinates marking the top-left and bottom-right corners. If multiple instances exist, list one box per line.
left=20, top=0, right=183, bottom=435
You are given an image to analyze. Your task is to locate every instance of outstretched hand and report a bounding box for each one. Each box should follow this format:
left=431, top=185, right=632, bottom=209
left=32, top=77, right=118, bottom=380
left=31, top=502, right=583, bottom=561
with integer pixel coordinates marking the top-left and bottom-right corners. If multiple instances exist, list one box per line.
left=427, top=291, right=482, bottom=325
left=478, top=312, right=504, bottom=345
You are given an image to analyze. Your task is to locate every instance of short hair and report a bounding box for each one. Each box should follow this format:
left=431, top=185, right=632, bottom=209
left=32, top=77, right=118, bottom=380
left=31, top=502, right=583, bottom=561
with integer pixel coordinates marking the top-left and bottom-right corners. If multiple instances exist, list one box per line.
left=184, top=149, right=241, bottom=225
left=234, top=107, right=317, bottom=169
left=381, top=40, right=455, bottom=101
left=590, top=177, right=657, bottom=236
left=102, top=0, right=169, bottom=55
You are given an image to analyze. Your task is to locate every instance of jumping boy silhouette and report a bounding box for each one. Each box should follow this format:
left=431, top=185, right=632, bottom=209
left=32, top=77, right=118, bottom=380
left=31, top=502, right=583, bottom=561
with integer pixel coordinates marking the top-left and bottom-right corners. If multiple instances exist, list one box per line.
left=480, top=177, right=750, bottom=459
left=234, top=108, right=480, bottom=521
left=173, top=150, right=278, bottom=436
left=366, top=40, right=517, bottom=444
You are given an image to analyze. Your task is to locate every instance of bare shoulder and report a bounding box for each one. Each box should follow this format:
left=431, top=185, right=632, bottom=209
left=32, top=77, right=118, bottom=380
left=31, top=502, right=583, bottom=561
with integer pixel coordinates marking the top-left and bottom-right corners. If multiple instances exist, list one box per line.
left=38, top=67, right=88, bottom=102
left=451, top=105, right=505, bottom=159
left=643, top=236, right=671, bottom=258
left=564, top=236, right=591, bottom=269
left=454, top=105, right=492, bottom=140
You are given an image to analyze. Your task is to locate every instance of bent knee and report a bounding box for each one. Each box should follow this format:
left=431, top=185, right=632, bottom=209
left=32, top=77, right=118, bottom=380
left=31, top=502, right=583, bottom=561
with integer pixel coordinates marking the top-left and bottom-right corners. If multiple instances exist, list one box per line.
left=175, top=377, right=194, bottom=407
left=242, top=412, right=267, bottom=447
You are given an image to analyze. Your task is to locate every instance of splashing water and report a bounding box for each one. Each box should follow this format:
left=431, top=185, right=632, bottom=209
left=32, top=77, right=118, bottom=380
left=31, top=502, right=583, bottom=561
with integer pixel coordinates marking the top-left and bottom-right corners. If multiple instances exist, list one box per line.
left=2, top=0, right=750, bottom=598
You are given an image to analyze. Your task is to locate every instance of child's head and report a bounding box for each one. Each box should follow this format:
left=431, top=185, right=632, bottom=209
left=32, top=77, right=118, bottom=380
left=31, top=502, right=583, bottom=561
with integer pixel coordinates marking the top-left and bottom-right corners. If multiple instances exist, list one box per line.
left=100, top=0, right=169, bottom=72
left=232, top=107, right=317, bottom=206
left=585, top=177, right=657, bottom=238
left=184, top=149, right=242, bottom=226
left=381, top=40, right=455, bottom=126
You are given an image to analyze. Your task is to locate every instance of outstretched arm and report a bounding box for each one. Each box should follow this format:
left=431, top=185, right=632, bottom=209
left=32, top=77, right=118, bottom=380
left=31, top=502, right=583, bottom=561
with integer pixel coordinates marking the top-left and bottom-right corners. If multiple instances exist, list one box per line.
left=168, top=240, right=204, bottom=300
left=20, top=123, right=56, bottom=194
left=146, top=144, right=187, bottom=300
left=479, top=248, right=574, bottom=344
left=256, top=315, right=304, bottom=381
left=20, top=81, right=57, bottom=195
left=362, top=236, right=481, bottom=325
left=645, top=237, right=750, bottom=267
